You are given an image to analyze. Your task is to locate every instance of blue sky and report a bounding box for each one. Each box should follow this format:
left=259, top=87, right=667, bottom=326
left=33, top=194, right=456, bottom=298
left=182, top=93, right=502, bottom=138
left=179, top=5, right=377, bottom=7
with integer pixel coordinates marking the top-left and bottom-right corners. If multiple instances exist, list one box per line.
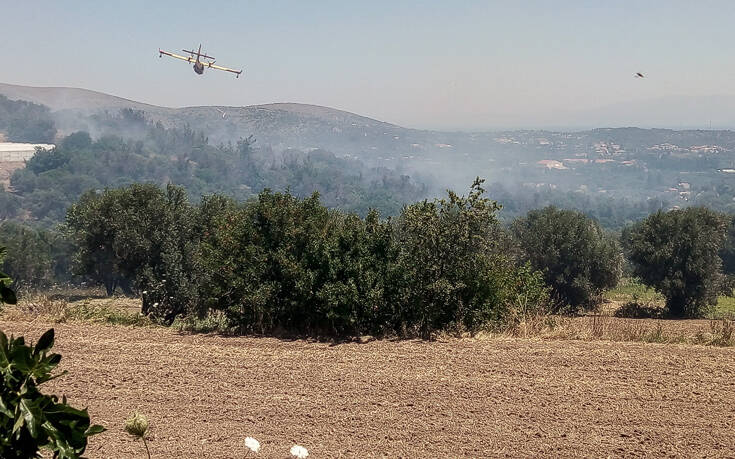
left=5, top=1, right=735, bottom=129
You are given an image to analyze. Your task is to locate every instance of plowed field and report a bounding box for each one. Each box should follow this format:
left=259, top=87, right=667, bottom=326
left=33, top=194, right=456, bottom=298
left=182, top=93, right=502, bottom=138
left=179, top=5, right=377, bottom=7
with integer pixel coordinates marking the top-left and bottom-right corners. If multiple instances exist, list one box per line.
left=2, top=321, right=734, bottom=458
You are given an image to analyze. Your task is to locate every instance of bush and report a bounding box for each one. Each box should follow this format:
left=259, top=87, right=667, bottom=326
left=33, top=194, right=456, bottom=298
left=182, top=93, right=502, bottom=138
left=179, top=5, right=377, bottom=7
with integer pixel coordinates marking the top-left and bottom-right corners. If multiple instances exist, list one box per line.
left=0, top=328, right=104, bottom=458
left=623, top=207, right=728, bottom=318
left=200, top=189, right=392, bottom=335
left=0, top=247, right=17, bottom=306
left=614, top=301, right=664, bottom=319
left=389, top=179, right=547, bottom=336
left=66, top=184, right=200, bottom=322
left=201, top=179, right=549, bottom=338
left=511, top=206, right=623, bottom=312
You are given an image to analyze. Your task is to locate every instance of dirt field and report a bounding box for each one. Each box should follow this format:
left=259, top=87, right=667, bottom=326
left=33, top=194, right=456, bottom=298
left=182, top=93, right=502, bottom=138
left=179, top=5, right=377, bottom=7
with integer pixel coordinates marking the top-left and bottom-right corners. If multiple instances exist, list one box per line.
left=2, top=321, right=734, bottom=458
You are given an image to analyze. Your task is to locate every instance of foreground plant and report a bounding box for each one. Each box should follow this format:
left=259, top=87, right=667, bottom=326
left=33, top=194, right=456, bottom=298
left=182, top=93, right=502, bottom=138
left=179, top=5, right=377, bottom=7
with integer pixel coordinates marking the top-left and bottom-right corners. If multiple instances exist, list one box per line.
left=0, top=328, right=105, bottom=458
left=125, top=411, right=152, bottom=459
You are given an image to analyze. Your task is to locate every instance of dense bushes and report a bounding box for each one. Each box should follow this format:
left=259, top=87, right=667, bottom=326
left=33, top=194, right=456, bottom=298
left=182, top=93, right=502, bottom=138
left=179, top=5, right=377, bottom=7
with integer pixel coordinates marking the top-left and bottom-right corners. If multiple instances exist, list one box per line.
left=67, top=180, right=548, bottom=336
left=199, top=179, right=548, bottom=337
left=511, top=206, right=622, bottom=312
left=59, top=181, right=735, bottom=332
left=388, top=180, right=548, bottom=336
left=623, top=207, right=728, bottom=317
left=66, top=184, right=200, bottom=321
left=0, top=222, right=74, bottom=289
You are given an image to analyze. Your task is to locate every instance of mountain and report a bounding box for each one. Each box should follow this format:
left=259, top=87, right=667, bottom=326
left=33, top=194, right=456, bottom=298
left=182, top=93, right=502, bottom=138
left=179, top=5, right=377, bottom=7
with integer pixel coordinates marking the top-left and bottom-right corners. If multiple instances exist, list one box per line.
left=0, top=83, right=163, bottom=114
left=0, top=83, right=418, bottom=154
left=7, top=82, right=735, bottom=206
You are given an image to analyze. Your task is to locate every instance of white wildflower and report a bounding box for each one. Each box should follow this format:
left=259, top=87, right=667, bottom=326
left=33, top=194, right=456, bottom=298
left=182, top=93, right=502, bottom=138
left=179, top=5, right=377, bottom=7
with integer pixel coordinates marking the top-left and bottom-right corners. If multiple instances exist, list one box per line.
left=290, top=445, right=309, bottom=458
left=244, top=436, right=261, bottom=453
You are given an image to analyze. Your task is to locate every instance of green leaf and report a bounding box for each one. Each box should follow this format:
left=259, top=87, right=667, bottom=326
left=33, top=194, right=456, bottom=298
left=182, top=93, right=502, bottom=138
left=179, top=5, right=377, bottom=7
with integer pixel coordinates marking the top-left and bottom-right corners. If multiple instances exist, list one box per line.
left=34, top=329, right=55, bottom=355
left=85, top=424, right=106, bottom=436
left=0, top=331, right=9, bottom=367
left=0, top=285, right=16, bottom=305
left=0, top=397, right=12, bottom=418
left=19, top=398, right=42, bottom=439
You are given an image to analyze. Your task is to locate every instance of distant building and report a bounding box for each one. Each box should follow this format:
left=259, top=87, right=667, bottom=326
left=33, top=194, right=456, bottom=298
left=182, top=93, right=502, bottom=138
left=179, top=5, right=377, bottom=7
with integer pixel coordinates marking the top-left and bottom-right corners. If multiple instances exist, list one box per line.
left=537, top=160, right=567, bottom=170
left=0, top=143, right=54, bottom=162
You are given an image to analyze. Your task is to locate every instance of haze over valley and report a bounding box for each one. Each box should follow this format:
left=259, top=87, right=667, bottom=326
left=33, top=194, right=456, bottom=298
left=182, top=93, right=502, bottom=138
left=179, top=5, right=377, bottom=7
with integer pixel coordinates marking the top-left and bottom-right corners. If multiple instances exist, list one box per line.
left=3, top=82, right=735, bottom=228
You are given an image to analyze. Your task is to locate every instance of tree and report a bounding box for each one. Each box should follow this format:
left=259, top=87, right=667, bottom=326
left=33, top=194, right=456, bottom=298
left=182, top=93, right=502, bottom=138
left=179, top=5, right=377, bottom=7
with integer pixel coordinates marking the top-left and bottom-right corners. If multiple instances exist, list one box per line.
left=390, top=178, right=547, bottom=336
left=0, top=187, right=21, bottom=220
left=623, top=207, right=728, bottom=317
left=511, top=206, right=622, bottom=312
left=0, top=222, right=54, bottom=289
left=66, top=184, right=199, bottom=321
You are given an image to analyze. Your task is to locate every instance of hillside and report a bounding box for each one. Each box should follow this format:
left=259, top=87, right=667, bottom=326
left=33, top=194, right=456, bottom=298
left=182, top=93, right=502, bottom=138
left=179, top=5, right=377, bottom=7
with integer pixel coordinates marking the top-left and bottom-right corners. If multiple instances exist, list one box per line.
left=6, top=82, right=735, bottom=228
left=0, top=83, right=416, bottom=154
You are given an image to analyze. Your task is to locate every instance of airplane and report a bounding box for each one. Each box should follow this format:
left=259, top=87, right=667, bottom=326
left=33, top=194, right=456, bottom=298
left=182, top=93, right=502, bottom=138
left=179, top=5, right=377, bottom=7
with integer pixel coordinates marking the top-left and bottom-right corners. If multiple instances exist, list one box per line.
left=158, top=44, right=242, bottom=78
left=634, top=72, right=645, bottom=78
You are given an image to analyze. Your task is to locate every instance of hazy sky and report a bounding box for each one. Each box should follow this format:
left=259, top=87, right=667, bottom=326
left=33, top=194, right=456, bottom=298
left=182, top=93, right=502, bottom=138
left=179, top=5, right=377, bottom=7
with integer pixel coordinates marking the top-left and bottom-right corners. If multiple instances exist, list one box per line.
left=5, top=1, right=735, bottom=129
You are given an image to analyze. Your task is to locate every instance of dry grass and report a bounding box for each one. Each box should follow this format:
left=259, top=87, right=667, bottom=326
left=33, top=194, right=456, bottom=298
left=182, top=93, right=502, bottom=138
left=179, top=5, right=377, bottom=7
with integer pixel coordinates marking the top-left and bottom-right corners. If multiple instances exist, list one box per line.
left=503, top=313, right=735, bottom=347
left=4, top=289, right=734, bottom=347
left=1, top=293, right=152, bottom=327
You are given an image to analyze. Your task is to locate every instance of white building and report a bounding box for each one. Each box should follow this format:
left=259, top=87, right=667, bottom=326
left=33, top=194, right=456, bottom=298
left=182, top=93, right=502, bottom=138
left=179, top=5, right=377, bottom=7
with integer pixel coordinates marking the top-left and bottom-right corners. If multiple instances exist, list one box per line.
left=0, top=143, right=55, bottom=162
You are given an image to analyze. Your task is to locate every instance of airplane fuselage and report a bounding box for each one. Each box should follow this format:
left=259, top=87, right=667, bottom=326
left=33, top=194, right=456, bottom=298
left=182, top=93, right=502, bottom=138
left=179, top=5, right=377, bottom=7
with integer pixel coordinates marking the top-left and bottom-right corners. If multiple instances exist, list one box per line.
left=193, top=61, right=204, bottom=75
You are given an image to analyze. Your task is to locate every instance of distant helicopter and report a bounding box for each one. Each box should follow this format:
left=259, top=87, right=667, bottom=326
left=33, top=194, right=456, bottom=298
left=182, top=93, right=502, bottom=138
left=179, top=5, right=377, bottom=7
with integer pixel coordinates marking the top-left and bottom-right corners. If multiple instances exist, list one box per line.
left=158, top=44, right=242, bottom=78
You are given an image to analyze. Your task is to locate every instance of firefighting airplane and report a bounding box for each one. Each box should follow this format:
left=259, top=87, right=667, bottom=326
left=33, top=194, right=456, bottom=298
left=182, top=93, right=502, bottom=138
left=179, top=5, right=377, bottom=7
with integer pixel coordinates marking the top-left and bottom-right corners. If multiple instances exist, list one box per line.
left=158, top=44, right=242, bottom=78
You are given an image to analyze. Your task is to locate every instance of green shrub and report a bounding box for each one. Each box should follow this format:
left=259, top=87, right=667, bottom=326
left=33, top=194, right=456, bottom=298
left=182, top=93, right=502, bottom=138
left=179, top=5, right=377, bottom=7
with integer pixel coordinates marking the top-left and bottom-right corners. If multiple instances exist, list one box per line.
left=0, top=328, right=104, bottom=458
left=201, top=179, right=549, bottom=338
left=200, top=189, right=391, bottom=335
left=389, top=178, right=544, bottom=336
left=623, top=207, right=728, bottom=318
left=66, top=183, right=200, bottom=322
left=511, top=206, right=623, bottom=312
left=0, top=247, right=17, bottom=306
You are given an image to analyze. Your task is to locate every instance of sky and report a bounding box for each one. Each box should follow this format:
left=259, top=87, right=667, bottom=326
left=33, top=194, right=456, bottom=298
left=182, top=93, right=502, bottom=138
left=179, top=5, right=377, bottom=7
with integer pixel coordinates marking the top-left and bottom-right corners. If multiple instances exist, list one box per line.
left=4, top=1, right=735, bottom=130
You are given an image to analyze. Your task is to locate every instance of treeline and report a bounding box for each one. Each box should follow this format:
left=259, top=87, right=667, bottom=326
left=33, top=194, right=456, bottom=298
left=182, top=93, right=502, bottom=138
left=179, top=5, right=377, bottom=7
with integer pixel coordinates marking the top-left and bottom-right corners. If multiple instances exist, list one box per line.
left=3, top=179, right=629, bottom=337
left=5, top=178, right=735, bottom=336
left=4, top=109, right=427, bottom=225
left=0, top=95, right=56, bottom=143
left=62, top=180, right=555, bottom=337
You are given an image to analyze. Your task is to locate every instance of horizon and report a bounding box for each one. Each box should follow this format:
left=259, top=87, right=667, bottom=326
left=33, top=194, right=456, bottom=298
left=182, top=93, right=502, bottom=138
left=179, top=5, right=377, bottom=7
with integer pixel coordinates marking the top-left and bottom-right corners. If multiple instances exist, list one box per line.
left=6, top=1, right=735, bottom=130
left=4, top=81, right=735, bottom=134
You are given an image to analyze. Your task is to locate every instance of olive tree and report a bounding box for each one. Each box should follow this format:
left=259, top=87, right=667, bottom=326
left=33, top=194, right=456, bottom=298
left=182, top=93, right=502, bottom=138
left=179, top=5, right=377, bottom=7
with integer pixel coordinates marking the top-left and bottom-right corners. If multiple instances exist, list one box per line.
left=623, top=207, right=728, bottom=318
left=512, top=206, right=622, bottom=312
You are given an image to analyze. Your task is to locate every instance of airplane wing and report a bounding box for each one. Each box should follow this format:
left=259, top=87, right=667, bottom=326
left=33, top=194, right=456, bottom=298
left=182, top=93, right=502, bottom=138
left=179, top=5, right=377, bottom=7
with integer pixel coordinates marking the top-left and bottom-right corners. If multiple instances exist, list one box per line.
left=159, top=49, right=196, bottom=63
left=206, top=62, right=243, bottom=78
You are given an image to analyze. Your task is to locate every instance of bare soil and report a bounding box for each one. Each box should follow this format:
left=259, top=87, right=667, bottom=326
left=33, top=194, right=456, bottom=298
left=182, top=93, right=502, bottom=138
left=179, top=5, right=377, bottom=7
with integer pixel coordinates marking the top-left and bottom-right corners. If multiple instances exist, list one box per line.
left=1, top=321, right=734, bottom=458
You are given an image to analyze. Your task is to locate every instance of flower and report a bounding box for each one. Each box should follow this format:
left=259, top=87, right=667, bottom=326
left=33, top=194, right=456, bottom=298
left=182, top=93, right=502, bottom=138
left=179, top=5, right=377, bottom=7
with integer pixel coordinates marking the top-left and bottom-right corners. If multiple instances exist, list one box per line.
left=290, top=445, right=309, bottom=458
left=124, top=412, right=149, bottom=438
left=244, top=437, right=261, bottom=453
